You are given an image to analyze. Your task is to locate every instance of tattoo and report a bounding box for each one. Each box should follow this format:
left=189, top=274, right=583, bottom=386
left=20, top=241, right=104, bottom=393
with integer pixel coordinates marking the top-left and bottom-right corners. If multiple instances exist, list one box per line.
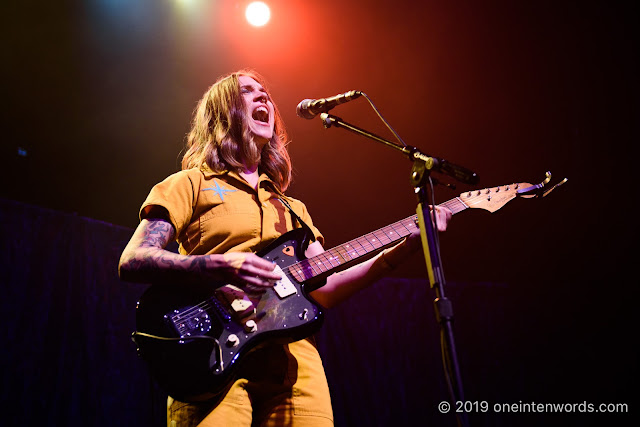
left=139, top=220, right=174, bottom=248
left=187, top=256, right=210, bottom=274
left=121, top=218, right=224, bottom=286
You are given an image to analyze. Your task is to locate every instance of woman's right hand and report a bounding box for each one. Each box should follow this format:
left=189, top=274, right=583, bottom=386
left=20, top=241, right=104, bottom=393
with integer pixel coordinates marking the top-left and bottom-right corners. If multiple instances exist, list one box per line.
left=217, top=252, right=282, bottom=291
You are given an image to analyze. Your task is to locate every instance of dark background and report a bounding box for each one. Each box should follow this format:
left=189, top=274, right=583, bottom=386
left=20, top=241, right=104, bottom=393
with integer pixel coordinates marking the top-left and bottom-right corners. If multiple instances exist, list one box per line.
left=1, top=0, right=637, bottom=425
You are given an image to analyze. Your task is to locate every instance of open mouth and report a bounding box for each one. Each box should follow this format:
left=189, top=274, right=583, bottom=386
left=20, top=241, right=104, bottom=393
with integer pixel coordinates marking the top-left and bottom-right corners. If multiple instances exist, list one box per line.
left=252, top=106, right=269, bottom=123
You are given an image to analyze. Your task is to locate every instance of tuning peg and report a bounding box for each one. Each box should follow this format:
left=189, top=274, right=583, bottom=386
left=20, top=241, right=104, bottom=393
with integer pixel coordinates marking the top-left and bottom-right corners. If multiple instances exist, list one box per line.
left=543, top=177, right=568, bottom=197
left=517, top=171, right=568, bottom=198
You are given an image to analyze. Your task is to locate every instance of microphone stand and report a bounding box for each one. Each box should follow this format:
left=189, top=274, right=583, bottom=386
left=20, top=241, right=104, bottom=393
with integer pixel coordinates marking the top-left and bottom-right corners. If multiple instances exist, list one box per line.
left=320, top=113, right=471, bottom=427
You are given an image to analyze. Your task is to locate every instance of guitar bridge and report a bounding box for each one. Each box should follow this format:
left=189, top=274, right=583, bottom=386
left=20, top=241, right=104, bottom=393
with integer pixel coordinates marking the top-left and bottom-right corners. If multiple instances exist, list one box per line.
left=167, top=306, right=212, bottom=338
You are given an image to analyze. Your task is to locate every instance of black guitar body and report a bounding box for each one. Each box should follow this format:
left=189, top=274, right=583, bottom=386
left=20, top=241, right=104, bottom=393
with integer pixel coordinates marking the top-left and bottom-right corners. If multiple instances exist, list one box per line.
left=132, top=228, right=324, bottom=402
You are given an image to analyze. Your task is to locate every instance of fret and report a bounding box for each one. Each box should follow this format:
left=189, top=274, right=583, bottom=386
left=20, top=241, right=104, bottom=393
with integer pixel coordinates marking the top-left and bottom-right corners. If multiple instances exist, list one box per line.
left=312, top=253, right=330, bottom=273
left=335, top=244, right=356, bottom=262
left=372, top=228, right=394, bottom=245
left=391, top=220, right=414, bottom=238
left=369, top=232, right=384, bottom=248
left=379, top=224, right=403, bottom=242
left=288, top=266, right=301, bottom=282
left=395, top=219, right=415, bottom=235
left=324, top=248, right=344, bottom=268
left=315, top=250, right=341, bottom=271
left=289, top=258, right=319, bottom=281
left=281, top=182, right=523, bottom=286
left=440, top=197, right=468, bottom=215
left=403, top=217, right=419, bottom=232
left=349, top=239, right=367, bottom=256
left=346, top=242, right=362, bottom=258
left=288, top=202, right=465, bottom=283
left=357, top=233, right=383, bottom=252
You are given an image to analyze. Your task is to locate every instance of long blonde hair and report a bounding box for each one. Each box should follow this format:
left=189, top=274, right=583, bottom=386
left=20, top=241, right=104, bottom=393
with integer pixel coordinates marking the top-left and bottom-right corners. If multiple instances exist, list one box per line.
left=181, top=70, right=292, bottom=191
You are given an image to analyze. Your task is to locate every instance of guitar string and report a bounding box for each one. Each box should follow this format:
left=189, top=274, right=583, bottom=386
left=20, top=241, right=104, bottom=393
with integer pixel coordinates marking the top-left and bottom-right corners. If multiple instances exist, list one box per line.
left=172, top=218, right=417, bottom=326
left=171, top=199, right=471, bottom=327
left=170, top=188, right=512, bottom=327
left=292, top=218, right=416, bottom=280
left=172, top=206, right=455, bottom=326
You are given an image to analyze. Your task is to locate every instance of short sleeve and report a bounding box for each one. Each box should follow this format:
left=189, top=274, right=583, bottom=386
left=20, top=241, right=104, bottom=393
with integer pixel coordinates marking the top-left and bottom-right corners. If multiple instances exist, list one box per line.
left=139, top=170, right=197, bottom=238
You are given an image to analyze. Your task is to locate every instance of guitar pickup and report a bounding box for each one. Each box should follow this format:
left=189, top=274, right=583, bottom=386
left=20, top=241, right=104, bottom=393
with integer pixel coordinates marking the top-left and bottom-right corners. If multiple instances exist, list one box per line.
left=272, top=266, right=297, bottom=299
left=215, top=285, right=256, bottom=318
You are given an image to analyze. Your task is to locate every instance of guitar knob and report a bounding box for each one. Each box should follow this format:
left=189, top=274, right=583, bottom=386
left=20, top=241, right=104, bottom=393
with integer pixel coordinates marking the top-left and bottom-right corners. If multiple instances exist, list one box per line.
left=226, top=334, right=240, bottom=347
left=244, top=320, right=257, bottom=333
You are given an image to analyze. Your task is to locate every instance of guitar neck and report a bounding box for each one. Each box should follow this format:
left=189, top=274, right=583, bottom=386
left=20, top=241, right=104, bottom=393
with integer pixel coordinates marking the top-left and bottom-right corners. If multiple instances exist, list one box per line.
left=287, top=196, right=470, bottom=284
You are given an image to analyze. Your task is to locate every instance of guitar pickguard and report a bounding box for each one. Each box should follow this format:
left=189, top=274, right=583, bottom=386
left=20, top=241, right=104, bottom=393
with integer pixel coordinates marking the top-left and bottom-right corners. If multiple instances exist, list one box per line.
left=133, top=227, right=324, bottom=401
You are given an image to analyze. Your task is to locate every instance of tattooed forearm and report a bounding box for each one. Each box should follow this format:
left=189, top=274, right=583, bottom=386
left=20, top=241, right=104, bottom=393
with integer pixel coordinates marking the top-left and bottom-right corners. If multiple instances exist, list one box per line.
left=138, top=248, right=210, bottom=275
left=118, top=218, right=225, bottom=286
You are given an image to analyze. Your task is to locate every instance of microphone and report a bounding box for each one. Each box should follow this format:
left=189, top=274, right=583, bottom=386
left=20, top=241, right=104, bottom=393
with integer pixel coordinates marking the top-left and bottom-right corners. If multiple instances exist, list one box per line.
left=296, top=90, right=362, bottom=119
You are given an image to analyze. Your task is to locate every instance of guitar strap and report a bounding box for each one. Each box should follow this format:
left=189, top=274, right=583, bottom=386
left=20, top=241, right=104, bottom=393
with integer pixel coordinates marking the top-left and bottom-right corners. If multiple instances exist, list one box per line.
left=279, top=197, right=327, bottom=292
left=278, top=197, right=317, bottom=246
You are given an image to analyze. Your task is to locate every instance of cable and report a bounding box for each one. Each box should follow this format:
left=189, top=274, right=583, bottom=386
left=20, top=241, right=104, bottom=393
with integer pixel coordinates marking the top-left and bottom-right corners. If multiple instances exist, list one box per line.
left=360, top=93, right=408, bottom=147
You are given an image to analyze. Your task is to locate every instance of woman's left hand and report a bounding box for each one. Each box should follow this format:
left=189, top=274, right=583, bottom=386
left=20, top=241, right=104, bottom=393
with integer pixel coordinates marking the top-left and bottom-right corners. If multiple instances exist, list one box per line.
left=383, top=205, right=453, bottom=263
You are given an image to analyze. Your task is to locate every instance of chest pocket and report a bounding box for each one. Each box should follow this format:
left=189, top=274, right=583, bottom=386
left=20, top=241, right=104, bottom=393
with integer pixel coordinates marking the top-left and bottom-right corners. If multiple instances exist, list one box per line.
left=205, top=194, right=263, bottom=251
left=180, top=185, right=262, bottom=255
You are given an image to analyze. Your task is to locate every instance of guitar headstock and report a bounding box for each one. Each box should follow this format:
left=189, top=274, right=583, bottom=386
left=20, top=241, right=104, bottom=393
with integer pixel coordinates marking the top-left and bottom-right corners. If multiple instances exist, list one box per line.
left=459, top=183, right=529, bottom=213
left=460, top=171, right=568, bottom=213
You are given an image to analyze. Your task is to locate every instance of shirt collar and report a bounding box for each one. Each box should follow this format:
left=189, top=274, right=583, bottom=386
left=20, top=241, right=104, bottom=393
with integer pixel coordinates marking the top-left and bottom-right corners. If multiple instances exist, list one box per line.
left=199, top=164, right=276, bottom=190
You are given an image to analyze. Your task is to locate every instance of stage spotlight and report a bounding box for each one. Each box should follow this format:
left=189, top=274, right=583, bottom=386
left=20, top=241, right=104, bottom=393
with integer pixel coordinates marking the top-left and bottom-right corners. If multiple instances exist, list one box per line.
left=245, top=1, right=270, bottom=27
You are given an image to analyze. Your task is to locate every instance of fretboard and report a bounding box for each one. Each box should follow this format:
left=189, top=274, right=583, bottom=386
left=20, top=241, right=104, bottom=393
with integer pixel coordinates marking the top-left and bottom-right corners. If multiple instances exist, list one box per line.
left=286, top=196, right=469, bottom=283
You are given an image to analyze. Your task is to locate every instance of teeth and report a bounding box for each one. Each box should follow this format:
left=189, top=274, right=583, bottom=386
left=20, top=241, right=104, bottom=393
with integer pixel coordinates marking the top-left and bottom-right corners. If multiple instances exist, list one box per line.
left=253, top=106, right=269, bottom=123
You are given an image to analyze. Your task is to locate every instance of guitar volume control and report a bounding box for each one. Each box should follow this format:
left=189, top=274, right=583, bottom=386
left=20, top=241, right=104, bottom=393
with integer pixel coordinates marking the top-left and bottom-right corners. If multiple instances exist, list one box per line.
left=244, top=320, right=257, bottom=333
left=226, top=334, right=240, bottom=347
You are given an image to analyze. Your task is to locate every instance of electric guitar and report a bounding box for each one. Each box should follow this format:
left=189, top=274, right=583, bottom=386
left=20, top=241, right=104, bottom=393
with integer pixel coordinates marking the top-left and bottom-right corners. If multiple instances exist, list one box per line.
left=132, top=173, right=566, bottom=402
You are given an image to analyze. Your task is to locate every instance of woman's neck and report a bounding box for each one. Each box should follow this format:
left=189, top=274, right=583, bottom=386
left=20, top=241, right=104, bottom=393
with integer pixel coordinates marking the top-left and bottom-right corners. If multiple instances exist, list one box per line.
left=239, top=165, right=259, bottom=190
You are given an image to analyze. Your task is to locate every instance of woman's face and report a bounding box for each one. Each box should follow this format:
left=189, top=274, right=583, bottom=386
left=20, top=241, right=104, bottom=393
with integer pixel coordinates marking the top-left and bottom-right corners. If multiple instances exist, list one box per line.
left=238, top=75, right=275, bottom=148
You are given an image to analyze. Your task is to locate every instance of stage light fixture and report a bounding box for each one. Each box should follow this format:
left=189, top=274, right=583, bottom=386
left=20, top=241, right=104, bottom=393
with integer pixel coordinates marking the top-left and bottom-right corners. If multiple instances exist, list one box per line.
left=245, top=1, right=270, bottom=27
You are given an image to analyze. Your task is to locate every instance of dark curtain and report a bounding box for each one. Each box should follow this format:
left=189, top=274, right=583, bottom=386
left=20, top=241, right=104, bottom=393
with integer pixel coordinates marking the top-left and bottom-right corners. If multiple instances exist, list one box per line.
left=0, top=198, right=164, bottom=426
left=1, top=199, right=633, bottom=426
